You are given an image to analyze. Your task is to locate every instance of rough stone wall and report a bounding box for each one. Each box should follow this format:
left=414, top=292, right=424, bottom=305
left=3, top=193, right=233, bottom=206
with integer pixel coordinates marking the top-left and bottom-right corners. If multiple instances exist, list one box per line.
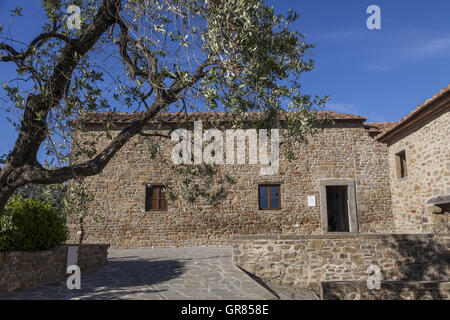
left=387, top=109, right=449, bottom=233
left=68, top=122, right=393, bottom=248
left=321, top=281, right=450, bottom=300
left=0, top=244, right=109, bottom=293
left=233, top=234, right=449, bottom=294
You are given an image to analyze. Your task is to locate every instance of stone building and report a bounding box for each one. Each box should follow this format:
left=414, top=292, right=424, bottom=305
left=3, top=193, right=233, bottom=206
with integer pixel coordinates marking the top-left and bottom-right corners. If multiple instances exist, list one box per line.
left=69, top=111, right=396, bottom=247
left=68, top=85, right=449, bottom=248
left=378, top=86, right=450, bottom=234
left=68, top=85, right=449, bottom=298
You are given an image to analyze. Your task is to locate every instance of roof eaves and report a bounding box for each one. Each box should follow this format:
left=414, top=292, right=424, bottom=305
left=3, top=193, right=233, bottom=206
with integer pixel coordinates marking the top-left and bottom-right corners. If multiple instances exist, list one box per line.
left=377, top=85, right=450, bottom=143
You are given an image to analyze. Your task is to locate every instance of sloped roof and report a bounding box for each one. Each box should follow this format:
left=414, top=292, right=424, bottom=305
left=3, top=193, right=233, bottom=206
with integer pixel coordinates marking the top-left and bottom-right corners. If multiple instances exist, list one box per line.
left=79, top=110, right=367, bottom=125
left=364, top=122, right=397, bottom=138
left=377, top=84, right=450, bottom=143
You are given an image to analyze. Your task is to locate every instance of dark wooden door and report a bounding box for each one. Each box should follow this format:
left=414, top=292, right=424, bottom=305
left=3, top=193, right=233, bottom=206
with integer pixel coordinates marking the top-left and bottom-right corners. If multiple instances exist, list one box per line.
left=326, top=186, right=350, bottom=232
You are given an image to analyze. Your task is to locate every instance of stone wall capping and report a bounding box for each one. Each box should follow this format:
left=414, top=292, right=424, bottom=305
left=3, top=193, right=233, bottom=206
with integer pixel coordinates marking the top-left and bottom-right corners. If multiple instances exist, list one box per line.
left=427, top=195, right=450, bottom=207
left=65, top=243, right=110, bottom=247
left=232, top=233, right=436, bottom=241
left=0, top=243, right=110, bottom=254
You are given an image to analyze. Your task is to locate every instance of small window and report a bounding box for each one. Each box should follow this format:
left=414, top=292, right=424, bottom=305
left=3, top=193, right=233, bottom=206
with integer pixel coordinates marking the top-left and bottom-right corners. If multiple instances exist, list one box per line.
left=259, top=184, right=280, bottom=210
left=396, top=150, right=408, bottom=178
left=145, top=185, right=167, bottom=211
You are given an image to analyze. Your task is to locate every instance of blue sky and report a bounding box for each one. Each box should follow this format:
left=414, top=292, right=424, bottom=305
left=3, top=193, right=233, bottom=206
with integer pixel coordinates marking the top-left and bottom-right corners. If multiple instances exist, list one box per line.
left=266, top=0, right=450, bottom=122
left=1, top=0, right=449, bottom=157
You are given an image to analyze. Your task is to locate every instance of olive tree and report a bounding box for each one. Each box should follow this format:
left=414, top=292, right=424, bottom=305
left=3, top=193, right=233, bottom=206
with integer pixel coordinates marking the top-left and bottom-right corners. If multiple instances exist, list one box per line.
left=0, top=0, right=329, bottom=215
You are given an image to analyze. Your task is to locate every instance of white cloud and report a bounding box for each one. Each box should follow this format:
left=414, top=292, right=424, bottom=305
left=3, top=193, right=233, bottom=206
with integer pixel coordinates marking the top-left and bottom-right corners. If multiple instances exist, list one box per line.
left=312, top=30, right=366, bottom=42
left=327, top=103, right=358, bottom=114
left=366, top=64, right=389, bottom=72
left=326, top=103, right=387, bottom=122
left=410, top=37, right=450, bottom=58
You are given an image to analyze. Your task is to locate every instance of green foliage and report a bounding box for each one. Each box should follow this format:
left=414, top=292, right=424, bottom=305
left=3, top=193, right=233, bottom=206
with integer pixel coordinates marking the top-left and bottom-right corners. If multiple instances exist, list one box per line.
left=0, top=196, right=68, bottom=252
left=62, top=180, right=93, bottom=220
left=1, top=0, right=331, bottom=169
left=16, top=183, right=67, bottom=213
left=0, top=0, right=332, bottom=209
left=172, top=164, right=237, bottom=207
left=10, top=6, right=23, bottom=17
left=62, top=179, right=100, bottom=244
left=0, top=153, right=7, bottom=165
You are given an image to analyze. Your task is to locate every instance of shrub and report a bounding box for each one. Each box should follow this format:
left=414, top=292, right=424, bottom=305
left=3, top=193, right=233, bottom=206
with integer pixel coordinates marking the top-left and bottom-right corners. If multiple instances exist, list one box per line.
left=0, top=196, right=68, bottom=252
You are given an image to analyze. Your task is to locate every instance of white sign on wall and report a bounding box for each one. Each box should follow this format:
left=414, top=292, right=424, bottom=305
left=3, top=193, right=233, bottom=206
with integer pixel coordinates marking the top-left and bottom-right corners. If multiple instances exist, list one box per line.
left=307, top=195, right=316, bottom=207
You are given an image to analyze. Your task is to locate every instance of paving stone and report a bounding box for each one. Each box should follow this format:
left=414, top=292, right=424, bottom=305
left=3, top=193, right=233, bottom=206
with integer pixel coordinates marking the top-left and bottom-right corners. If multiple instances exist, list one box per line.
left=0, top=246, right=278, bottom=300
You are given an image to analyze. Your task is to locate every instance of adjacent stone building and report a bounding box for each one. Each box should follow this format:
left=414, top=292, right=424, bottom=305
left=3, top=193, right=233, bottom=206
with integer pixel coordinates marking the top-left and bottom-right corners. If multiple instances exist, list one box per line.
left=378, top=86, right=450, bottom=234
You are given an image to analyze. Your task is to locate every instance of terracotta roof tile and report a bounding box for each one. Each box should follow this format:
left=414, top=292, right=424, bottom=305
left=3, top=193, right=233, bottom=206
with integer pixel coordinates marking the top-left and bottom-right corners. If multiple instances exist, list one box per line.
left=378, top=84, right=450, bottom=142
left=79, top=110, right=367, bottom=125
left=395, top=84, right=449, bottom=125
left=364, top=122, right=397, bottom=137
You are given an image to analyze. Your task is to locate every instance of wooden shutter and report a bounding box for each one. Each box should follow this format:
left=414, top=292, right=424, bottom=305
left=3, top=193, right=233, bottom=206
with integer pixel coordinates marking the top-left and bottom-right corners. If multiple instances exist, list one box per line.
left=145, top=185, right=152, bottom=211
left=259, top=184, right=281, bottom=210
left=145, top=185, right=167, bottom=211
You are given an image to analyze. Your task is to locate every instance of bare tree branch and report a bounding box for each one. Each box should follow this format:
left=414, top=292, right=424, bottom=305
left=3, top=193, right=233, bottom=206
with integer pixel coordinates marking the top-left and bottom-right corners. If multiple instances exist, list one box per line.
left=0, top=33, right=73, bottom=63
left=21, top=58, right=212, bottom=185
left=0, top=0, right=124, bottom=211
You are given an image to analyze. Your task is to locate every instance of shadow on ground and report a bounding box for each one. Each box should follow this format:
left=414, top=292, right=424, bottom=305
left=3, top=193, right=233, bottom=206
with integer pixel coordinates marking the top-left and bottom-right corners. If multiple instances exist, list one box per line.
left=1, top=258, right=186, bottom=300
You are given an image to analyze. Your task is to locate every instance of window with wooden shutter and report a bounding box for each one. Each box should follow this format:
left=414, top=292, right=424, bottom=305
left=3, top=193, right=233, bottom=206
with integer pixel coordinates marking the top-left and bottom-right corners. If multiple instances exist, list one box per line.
left=258, top=184, right=281, bottom=210
left=145, top=185, right=167, bottom=211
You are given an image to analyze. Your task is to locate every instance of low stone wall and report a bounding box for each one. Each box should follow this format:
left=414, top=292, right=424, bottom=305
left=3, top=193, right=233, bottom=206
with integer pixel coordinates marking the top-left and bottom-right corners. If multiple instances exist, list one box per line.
left=233, top=234, right=449, bottom=295
left=321, top=281, right=450, bottom=300
left=0, top=244, right=109, bottom=293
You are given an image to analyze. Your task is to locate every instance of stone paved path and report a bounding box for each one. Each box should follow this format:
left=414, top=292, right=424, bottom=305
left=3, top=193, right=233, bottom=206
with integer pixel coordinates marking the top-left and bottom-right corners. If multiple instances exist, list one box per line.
left=0, top=246, right=277, bottom=300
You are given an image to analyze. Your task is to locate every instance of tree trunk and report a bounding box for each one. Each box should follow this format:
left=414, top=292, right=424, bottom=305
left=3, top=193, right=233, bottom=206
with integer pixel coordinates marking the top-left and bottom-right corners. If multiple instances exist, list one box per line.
left=0, top=184, right=16, bottom=215
left=0, top=98, right=167, bottom=215
left=0, top=0, right=123, bottom=216
left=0, top=163, right=28, bottom=213
left=0, top=0, right=208, bottom=216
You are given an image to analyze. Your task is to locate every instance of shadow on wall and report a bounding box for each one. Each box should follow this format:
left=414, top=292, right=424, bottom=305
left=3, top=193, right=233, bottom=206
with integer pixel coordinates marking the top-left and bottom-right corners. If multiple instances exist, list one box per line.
left=385, top=235, right=450, bottom=299
left=321, top=281, right=450, bottom=300
left=323, top=235, right=450, bottom=300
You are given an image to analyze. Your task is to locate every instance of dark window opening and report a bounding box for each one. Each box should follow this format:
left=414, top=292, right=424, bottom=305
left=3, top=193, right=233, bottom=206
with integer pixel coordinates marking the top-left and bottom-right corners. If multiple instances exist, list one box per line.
left=145, top=185, right=167, bottom=211
left=259, top=184, right=280, bottom=210
left=326, top=186, right=349, bottom=232
left=396, top=150, right=408, bottom=178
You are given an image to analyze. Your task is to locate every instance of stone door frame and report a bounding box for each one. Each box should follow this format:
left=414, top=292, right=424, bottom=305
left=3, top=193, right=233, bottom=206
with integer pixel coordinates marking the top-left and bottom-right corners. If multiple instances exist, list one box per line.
left=318, top=178, right=358, bottom=234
